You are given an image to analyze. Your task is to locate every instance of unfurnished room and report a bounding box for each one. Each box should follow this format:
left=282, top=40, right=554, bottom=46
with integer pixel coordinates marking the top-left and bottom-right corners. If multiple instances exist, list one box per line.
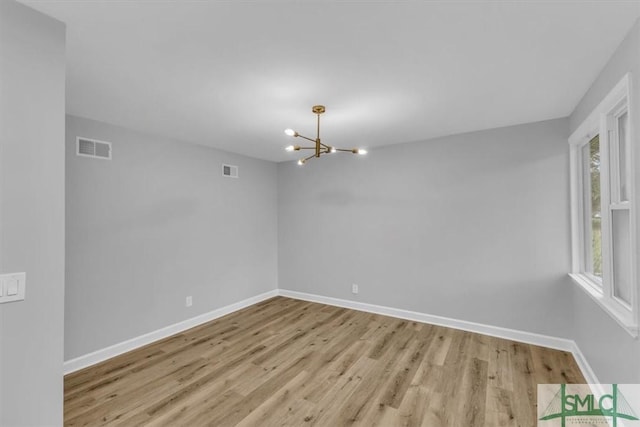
left=1, top=0, right=640, bottom=426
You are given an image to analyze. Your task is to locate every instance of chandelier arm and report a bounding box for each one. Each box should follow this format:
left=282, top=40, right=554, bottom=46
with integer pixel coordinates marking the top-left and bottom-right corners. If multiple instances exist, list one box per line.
left=296, top=146, right=316, bottom=150
left=334, top=148, right=355, bottom=153
left=302, top=153, right=317, bottom=162
left=297, top=134, right=316, bottom=143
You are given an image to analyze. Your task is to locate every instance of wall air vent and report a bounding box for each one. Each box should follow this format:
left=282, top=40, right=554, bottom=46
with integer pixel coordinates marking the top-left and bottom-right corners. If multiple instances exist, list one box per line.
left=222, top=164, right=238, bottom=178
left=76, top=137, right=112, bottom=160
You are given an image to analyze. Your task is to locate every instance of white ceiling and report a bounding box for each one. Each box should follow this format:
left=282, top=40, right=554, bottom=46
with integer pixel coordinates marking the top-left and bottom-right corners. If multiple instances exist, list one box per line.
left=21, top=0, right=640, bottom=162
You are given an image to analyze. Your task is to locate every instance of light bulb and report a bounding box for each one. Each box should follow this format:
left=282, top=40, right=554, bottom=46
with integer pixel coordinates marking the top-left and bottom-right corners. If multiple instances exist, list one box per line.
left=357, top=149, right=367, bottom=155
left=297, top=159, right=305, bottom=166
left=285, top=145, right=295, bottom=152
left=330, top=147, right=336, bottom=153
left=284, top=128, right=297, bottom=137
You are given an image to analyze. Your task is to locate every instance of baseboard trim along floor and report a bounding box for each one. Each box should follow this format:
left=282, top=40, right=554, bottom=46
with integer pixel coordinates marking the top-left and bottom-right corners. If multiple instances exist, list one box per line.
left=277, top=289, right=599, bottom=384
left=63, top=289, right=279, bottom=374
left=63, top=288, right=599, bottom=384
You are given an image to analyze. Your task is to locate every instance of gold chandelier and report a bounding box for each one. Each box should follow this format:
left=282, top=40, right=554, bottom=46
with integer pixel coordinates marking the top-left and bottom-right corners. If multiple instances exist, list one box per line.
left=284, top=105, right=367, bottom=165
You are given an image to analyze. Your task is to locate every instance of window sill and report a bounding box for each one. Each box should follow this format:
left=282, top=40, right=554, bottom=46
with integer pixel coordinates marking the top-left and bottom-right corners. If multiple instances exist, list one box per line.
left=569, top=273, right=638, bottom=338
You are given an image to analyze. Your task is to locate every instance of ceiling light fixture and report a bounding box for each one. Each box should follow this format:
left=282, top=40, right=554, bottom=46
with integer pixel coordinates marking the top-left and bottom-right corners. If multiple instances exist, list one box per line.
left=284, top=105, right=367, bottom=165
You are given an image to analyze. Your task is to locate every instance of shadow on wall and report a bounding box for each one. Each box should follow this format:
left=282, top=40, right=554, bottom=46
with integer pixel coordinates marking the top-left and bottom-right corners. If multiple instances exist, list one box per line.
left=89, top=197, right=199, bottom=234
left=315, top=189, right=418, bottom=208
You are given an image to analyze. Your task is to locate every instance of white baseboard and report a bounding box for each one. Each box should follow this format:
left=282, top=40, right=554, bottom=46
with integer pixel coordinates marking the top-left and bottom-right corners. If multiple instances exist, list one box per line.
left=569, top=342, right=600, bottom=384
left=278, top=289, right=599, bottom=383
left=63, top=289, right=278, bottom=375
left=278, top=289, right=574, bottom=351
left=64, top=287, right=599, bottom=385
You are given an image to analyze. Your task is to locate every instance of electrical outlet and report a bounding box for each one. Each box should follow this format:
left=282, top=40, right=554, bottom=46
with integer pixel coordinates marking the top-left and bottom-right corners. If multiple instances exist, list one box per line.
left=186, top=296, right=193, bottom=307
left=352, top=284, right=358, bottom=294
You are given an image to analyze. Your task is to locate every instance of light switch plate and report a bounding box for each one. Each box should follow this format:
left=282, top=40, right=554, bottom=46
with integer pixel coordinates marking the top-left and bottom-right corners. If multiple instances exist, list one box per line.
left=0, top=272, right=26, bottom=304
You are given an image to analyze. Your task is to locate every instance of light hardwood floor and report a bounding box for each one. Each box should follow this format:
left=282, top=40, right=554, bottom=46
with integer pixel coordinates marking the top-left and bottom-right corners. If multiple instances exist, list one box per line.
left=65, top=297, right=585, bottom=426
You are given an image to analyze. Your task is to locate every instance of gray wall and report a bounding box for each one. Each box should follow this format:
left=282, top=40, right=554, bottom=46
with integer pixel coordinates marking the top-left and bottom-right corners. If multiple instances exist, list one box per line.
left=279, top=118, right=574, bottom=339
left=0, top=1, right=66, bottom=425
left=65, top=115, right=278, bottom=360
left=569, top=19, right=640, bottom=383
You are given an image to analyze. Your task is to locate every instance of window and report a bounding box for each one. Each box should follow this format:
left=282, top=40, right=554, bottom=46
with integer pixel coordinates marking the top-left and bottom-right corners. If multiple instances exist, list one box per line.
left=569, top=74, right=637, bottom=336
left=582, top=135, right=602, bottom=280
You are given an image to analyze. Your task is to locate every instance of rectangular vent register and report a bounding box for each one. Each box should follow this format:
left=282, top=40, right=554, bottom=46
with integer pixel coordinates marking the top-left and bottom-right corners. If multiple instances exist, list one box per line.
left=222, top=164, right=238, bottom=178
left=77, top=137, right=112, bottom=160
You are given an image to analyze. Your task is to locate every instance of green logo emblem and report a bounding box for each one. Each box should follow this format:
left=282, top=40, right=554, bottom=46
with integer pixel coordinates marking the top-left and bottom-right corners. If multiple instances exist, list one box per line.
left=539, top=384, right=639, bottom=427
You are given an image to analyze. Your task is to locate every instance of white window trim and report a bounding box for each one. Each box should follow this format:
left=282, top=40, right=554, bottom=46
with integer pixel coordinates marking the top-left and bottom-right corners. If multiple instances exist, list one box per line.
left=568, top=73, right=639, bottom=337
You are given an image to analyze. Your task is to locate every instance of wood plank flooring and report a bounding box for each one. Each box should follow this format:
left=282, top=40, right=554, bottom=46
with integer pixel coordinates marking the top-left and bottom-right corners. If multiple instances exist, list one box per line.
left=64, top=297, right=585, bottom=426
